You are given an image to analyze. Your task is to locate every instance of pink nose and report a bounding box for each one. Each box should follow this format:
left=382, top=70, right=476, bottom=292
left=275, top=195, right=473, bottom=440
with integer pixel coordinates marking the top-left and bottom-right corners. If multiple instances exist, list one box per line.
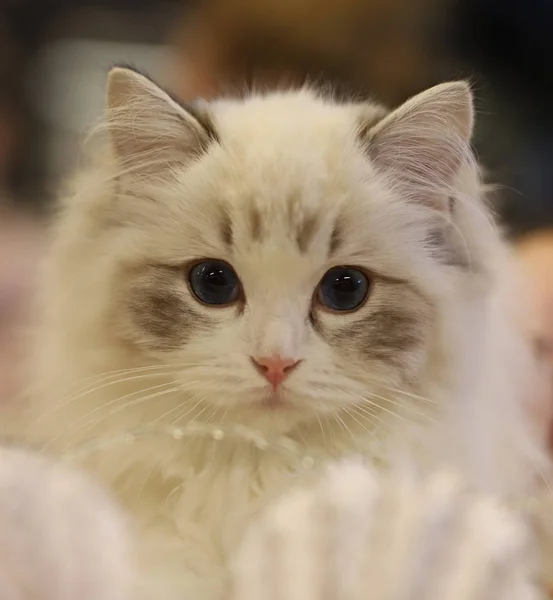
left=251, top=356, right=300, bottom=389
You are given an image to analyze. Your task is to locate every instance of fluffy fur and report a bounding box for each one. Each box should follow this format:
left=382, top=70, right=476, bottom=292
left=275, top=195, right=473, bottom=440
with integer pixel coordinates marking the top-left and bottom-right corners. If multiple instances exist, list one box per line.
left=0, top=447, right=131, bottom=599
left=10, top=68, right=550, bottom=598
left=232, top=462, right=541, bottom=600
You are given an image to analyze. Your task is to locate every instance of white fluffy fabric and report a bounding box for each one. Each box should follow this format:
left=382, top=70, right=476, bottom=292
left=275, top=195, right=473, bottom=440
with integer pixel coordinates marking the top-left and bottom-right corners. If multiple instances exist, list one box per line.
left=233, top=461, right=543, bottom=600
left=0, top=447, right=132, bottom=600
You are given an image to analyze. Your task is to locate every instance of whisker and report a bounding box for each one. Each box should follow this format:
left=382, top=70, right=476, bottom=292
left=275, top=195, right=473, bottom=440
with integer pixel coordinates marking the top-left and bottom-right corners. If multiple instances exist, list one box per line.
left=366, top=391, right=437, bottom=424
left=338, top=388, right=409, bottom=424
left=376, top=383, right=440, bottom=406
left=321, top=412, right=337, bottom=446
left=217, top=406, right=230, bottom=426
left=149, top=390, right=205, bottom=426
left=342, top=406, right=381, bottom=443
left=28, top=366, right=187, bottom=431
left=315, top=414, right=327, bottom=445
left=53, top=363, right=176, bottom=391
left=168, top=402, right=199, bottom=427
left=348, top=401, right=389, bottom=427
left=29, top=361, right=241, bottom=431
left=173, top=394, right=212, bottom=426
left=202, top=405, right=223, bottom=431
left=331, top=412, right=357, bottom=446
left=342, top=365, right=439, bottom=405
left=61, top=384, right=189, bottom=453
left=342, top=385, right=437, bottom=427
left=45, top=381, right=184, bottom=451
left=189, top=402, right=217, bottom=425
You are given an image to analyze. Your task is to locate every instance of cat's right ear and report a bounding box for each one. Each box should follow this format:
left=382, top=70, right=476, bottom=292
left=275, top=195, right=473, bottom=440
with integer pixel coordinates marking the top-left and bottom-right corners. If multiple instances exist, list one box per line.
left=361, top=81, right=474, bottom=210
left=106, top=67, right=216, bottom=175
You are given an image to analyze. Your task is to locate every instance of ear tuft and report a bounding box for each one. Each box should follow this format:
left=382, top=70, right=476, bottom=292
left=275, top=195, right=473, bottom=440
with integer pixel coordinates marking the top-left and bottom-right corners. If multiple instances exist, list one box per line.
left=106, top=67, right=214, bottom=176
left=362, top=81, right=474, bottom=209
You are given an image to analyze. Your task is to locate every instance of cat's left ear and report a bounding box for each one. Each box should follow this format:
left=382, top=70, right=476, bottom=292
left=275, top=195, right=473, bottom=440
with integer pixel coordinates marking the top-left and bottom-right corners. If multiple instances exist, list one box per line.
left=106, top=67, right=216, bottom=175
left=362, top=81, right=474, bottom=209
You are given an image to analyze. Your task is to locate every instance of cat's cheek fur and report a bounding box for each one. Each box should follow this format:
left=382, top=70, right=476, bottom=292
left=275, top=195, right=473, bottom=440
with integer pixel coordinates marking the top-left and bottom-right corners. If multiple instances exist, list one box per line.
left=116, top=264, right=212, bottom=352
left=314, top=279, right=435, bottom=383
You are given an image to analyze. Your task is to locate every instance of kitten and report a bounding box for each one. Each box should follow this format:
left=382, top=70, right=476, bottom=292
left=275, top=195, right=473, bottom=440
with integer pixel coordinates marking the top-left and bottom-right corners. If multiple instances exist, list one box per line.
left=16, top=67, right=548, bottom=598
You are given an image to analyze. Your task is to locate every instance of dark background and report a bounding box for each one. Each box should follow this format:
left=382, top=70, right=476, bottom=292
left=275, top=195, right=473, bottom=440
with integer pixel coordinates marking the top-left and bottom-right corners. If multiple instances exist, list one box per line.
left=0, top=0, right=552, bottom=236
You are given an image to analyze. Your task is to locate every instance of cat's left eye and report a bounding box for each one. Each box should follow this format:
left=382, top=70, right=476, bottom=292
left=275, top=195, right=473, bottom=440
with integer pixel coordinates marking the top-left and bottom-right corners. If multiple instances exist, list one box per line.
left=317, top=266, right=370, bottom=312
left=188, top=260, right=240, bottom=306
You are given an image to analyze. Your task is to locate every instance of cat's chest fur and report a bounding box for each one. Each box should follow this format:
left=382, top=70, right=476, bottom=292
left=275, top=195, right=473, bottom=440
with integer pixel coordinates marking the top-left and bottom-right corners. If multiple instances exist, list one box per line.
left=69, top=425, right=374, bottom=600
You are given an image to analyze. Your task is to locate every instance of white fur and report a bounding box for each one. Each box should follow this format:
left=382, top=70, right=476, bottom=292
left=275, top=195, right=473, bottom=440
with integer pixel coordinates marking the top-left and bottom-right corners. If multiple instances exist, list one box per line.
left=232, top=462, right=542, bottom=600
left=0, top=448, right=131, bottom=600
left=11, top=70, right=550, bottom=598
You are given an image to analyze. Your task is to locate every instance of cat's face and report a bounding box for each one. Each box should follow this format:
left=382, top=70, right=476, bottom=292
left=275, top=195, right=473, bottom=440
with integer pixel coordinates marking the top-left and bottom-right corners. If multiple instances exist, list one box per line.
left=95, top=69, right=475, bottom=433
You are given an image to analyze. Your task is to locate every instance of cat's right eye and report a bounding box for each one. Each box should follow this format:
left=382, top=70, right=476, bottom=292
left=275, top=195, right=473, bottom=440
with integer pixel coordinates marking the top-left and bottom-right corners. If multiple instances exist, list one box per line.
left=188, top=260, right=240, bottom=306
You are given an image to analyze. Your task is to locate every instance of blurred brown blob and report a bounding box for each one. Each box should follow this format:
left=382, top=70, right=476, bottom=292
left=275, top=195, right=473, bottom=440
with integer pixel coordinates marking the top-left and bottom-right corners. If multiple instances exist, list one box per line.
left=515, top=230, right=553, bottom=452
left=170, top=0, right=445, bottom=105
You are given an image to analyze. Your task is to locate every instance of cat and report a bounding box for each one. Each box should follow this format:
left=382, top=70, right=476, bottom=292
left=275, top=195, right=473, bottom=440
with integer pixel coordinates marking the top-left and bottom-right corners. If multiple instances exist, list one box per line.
left=12, top=66, right=549, bottom=599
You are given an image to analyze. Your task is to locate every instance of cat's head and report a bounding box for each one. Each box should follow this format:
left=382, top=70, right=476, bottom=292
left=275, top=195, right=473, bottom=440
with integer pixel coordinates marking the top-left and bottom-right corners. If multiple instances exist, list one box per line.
left=46, top=68, right=494, bottom=435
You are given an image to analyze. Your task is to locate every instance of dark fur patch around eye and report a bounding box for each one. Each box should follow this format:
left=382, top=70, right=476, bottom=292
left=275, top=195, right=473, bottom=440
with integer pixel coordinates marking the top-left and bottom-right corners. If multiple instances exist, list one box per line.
left=121, top=267, right=208, bottom=351
left=344, top=308, right=427, bottom=366
left=317, top=282, right=432, bottom=375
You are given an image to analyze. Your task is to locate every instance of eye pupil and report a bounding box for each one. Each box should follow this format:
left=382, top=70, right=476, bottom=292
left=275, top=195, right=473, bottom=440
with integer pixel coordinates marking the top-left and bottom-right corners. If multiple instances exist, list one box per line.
left=334, top=274, right=356, bottom=293
left=318, top=267, right=370, bottom=312
left=205, top=270, right=226, bottom=287
left=189, top=260, right=240, bottom=306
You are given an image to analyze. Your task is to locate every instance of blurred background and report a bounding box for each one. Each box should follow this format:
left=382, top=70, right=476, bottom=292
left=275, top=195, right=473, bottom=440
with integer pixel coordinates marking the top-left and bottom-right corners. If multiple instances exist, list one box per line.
left=0, top=0, right=552, bottom=412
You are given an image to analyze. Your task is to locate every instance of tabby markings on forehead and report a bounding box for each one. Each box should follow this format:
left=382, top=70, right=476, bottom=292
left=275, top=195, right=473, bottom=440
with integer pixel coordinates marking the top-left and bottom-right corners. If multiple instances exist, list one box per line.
left=296, top=214, right=319, bottom=254
left=329, top=221, right=343, bottom=256
left=242, top=198, right=324, bottom=251
left=248, top=205, right=262, bottom=241
left=220, top=205, right=233, bottom=247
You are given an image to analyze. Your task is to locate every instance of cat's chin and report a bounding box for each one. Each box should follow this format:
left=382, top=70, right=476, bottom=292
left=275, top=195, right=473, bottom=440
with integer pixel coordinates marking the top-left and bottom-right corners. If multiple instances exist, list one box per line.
left=254, top=389, right=293, bottom=411
left=221, top=396, right=312, bottom=435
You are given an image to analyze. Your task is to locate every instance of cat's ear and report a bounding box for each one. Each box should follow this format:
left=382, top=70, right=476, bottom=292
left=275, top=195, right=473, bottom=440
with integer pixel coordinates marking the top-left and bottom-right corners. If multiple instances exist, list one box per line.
left=106, top=67, right=216, bottom=175
left=362, top=81, right=474, bottom=209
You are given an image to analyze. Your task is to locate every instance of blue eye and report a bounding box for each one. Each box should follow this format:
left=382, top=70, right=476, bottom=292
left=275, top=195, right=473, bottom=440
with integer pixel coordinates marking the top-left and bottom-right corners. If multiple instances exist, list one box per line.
left=189, top=260, right=240, bottom=306
left=318, top=267, right=370, bottom=312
